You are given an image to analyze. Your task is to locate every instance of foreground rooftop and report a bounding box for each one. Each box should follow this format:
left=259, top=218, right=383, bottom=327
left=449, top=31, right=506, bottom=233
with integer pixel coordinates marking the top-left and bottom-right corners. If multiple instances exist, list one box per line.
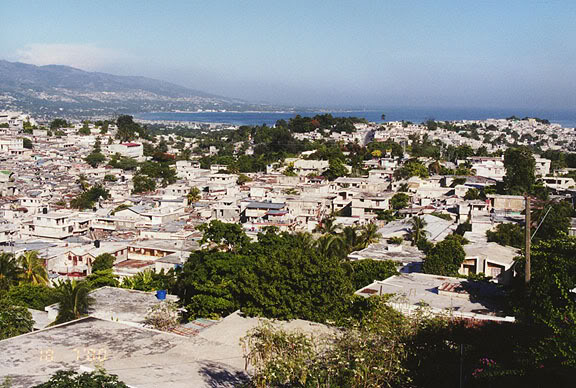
left=0, top=317, right=248, bottom=388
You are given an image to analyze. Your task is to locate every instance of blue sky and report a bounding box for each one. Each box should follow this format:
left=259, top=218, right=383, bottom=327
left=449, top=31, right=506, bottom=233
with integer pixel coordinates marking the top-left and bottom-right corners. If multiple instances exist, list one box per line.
left=1, top=0, right=575, bottom=110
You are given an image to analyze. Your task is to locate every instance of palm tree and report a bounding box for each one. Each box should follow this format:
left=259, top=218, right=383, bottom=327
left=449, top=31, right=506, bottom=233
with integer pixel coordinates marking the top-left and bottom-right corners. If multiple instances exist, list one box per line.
left=77, top=174, right=89, bottom=191
left=122, top=269, right=155, bottom=291
left=187, top=187, right=201, bottom=205
left=398, top=183, right=410, bottom=193
left=18, top=251, right=48, bottom=285
left=359, top=223, right=381, bottom=249
left=54, top=280, right=94, bottom=324
left=315, top=234, right=345, bottom=259
left=314, top=216, right=340, bottom=235
left=341, top=226, right=361, bottom=254
left=294, top=232, right=315, bottom=251
left=0, top=252, right=22, bottom=290
left=408, top=216, right=429, bottom=246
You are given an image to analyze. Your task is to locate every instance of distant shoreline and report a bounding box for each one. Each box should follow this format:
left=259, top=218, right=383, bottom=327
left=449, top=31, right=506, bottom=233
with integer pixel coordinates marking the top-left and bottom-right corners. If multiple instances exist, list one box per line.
left=134, top=109, right=576, bottom=128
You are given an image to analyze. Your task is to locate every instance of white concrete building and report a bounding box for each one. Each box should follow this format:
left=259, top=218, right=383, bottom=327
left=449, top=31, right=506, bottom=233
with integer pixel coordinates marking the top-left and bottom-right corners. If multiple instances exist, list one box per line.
left=0, top=137, right=24, bottom=155
left=108, top=142, right=144, bottom=158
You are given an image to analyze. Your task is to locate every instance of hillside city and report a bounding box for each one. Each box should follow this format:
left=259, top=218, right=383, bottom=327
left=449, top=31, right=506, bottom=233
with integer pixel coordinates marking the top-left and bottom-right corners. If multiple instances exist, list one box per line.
left=1, top=110, right=575, bottom=387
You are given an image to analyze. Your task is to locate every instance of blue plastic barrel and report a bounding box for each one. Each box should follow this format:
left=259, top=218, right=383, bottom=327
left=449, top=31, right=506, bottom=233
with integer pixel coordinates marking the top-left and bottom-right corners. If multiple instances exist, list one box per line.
left=156, top=289, right=167, bottom=300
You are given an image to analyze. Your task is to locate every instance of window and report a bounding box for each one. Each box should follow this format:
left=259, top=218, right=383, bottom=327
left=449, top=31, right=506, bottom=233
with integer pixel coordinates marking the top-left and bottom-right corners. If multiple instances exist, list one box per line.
left=490, top=266, right=502, bottom=277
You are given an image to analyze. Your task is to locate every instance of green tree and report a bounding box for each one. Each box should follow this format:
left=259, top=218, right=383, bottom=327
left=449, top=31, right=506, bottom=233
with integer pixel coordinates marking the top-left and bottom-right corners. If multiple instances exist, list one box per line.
left=91, top=253, right=115, bottom=272
left=116, top=115, right=139, bottom=142
left=108, top=154, right=139, bottom=170
left=368, top=140, right=404, bottom=158
left=0, top=252, right=22, bottom=290
left=422, top=237, right=465, bottom=276
left=315, top=233, right=346, bottom=259
left=78, top=122, right=91, bottom=135
left=376, top=209, right=398, bottom=222
left=237, top=173, right=252, bottom=185
left=349, top=259, right=397, bottom=289
left=336, top=225, right=363, bottom=255
left=464, top=188, right=484, bottom=200
left=198, top=220, right=250, bottom=251
left=93, top=138, right=102, bottom=153
left=390, top=193, right=410, bottom=210
left=176, top=229, right=354, bottom=322
left=49, top=118, right=68, bottom=130
left=394, top=160, right=429, bottom=180
left=238, top=231, right=354, bottom=322
left=132, top=174, right=156, bottom=193
left=187, top=186, right=201, bottom=204
left=323, top=158, right=349, bottom=181
left=503, top=146, right=536, bottom=194
left=22, top=138, right=33, bottom=149
left=5, top=284, right=58, bottom=310
left=155, top=138, right=169, bottom=153
left=84, top=152, right=106, bottom=168
left=486, top=223, right=524, bottom=248
left=532, top=201, right=574, bottom=241
left=121, top=269, right=175, bottom=292
left=18, top=251, right=48, bottom=285
left=408, top=216, right=429, bottom=246
left=33, top=369, right=128, bottom=388
left=358, top=223, right=381, bottom=248
left=85, top=269, right=119, bottom=289
left=516, top=236, right=576, bottom=373
left=0, top=299, right=34, bottom=340
left=70, top=184, right=110, bottom=210
left=98, top=120, right=110, bottom=134
left=53, top=280, right=94, bottom=324
left=139, top=161, right=177, bottom=187
left=313, top=216, right=340, bottom=235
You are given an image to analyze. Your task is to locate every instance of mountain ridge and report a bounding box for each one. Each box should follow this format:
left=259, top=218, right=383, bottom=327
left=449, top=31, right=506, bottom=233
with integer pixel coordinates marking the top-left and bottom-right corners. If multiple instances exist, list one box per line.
left=0, top=59, right=278, bottom=116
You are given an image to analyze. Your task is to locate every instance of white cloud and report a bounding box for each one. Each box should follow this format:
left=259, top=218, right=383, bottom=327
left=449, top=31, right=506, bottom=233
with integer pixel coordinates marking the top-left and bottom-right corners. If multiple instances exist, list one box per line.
left=13, top=43, right=134, bottom=71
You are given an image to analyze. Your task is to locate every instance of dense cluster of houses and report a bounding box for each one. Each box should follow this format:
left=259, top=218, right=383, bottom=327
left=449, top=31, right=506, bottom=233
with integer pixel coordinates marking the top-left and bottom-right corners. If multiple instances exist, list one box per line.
left=3, top=110, right=576, bottom=387
left=1, top=111, right=575, bottom=307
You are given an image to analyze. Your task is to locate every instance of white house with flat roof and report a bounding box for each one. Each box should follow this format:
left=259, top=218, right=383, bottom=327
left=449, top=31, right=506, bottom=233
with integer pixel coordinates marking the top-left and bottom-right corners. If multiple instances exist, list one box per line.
left=108, top=142, right=144, bottom=158
left=0, top=137, right=24, bottom=155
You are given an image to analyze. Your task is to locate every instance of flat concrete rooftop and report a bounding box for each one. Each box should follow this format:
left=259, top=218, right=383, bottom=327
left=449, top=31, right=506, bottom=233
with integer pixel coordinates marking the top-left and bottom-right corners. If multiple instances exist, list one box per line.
left=87, top=287, right=178, bottom=325
left=0, top=310, right=335, bottom=388
left=0, top=317, right=248, bottom=388
left=356, top=273, right=514, bottom=322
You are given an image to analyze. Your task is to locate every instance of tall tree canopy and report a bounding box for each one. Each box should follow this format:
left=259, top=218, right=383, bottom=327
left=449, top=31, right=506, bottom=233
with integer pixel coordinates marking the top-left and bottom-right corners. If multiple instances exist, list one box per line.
left=176, top=227, right=359, bottom=322
left=0, top=299, right=34, bottom=340
left=422, top=238, right=465, bottom=276
left=503, top=146, right=536, bottom=194
left=515, top=236, right=576, bottom=376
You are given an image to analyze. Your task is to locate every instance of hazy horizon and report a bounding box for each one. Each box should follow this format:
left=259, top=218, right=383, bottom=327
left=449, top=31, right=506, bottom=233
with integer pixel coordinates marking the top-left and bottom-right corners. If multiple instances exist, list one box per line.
left=1, top=1, right=575, bottom=111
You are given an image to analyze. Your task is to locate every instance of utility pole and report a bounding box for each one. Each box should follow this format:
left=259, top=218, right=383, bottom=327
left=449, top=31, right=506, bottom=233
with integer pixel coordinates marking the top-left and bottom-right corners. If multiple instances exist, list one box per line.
left=525, top=195, right=531, bottom=284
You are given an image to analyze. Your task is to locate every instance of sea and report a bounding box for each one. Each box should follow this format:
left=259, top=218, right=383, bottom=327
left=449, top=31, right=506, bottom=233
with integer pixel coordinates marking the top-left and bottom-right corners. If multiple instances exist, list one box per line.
left=135, top=108, right=576, bottom=128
